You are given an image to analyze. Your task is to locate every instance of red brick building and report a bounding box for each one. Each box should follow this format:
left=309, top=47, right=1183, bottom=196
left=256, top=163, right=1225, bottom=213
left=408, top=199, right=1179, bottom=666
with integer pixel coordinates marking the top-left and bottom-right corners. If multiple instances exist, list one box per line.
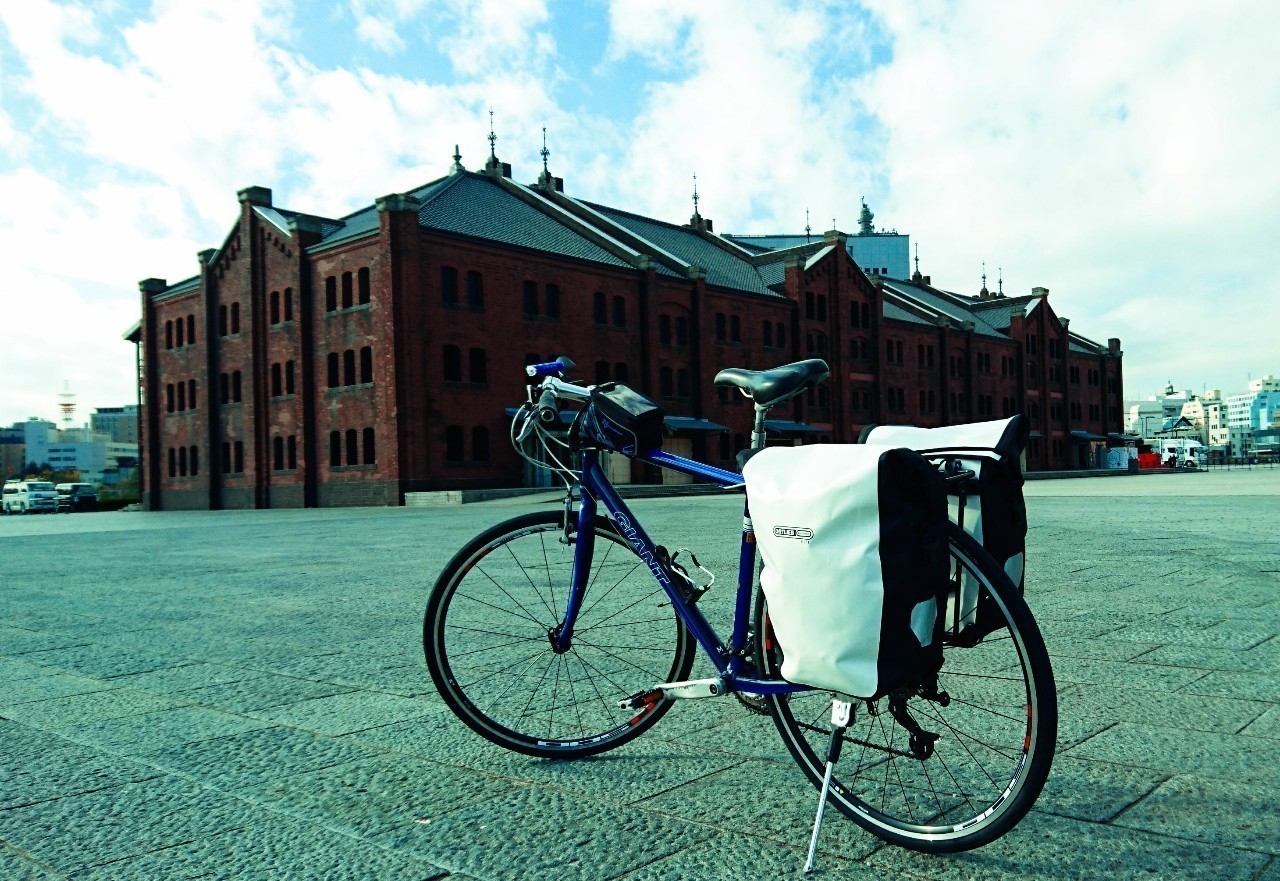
left=131, top=149, right=1124, bottom=509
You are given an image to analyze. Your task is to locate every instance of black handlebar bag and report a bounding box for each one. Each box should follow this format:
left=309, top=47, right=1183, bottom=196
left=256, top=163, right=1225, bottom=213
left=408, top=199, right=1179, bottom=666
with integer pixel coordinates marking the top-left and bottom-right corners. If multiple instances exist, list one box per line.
left=572, top=383, right=665, bottom=456
left=859, top=415, right=1028, bottom=644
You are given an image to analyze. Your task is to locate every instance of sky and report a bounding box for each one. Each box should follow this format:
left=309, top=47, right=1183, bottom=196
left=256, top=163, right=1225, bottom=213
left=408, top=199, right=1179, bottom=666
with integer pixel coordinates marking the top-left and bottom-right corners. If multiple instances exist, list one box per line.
left=1, top=0, right=1276, bottom=428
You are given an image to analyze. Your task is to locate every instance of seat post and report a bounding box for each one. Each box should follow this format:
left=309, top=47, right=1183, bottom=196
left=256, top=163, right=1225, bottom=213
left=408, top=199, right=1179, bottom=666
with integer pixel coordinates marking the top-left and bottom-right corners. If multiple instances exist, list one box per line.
left=751, top=405, right=770, bottom=450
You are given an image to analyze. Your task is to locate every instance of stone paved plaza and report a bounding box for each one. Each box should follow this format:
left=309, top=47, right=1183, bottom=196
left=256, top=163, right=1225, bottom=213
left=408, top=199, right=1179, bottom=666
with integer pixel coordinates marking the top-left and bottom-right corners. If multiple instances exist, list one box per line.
left=1, top=469, right=1278, bottom=879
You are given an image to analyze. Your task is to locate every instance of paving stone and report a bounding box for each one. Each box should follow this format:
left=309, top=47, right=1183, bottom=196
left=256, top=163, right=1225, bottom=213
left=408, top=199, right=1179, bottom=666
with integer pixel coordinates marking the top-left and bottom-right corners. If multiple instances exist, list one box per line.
left=1033, top=755, right=1167, bottom=822
left=864, top=809, right=1270, bottom=880
left=56, top=705, right=273, bottom=755
left=0, top=657, right=49, bottom=682
left=1241, top=706, right=1280, bottom=738
left=1134, top=642, right=1280, bottom=673
left=1113, top=773, right=1280, bottom=854
left=77, top=816, right=448, bottom=880
left=641, top=759, right=882, bottom=860
left=255, top=753, right=519, bottom=836
left=108, top=662, right=265, bottom=694
left=1062, top=682, right=1267, bottom=734
left=250, top=691, right=441, bottom=736
left=0, top=776, right=254, bottom=875
left=0, top=672, right=119, bottom=705
left=0, top=627, right=89, bottom=656
left=0, top=687, right=181, bottom=728
left=1105, top=621, right=1273, bottom=651
left=14, top=644, right=188, bottom=679
left=1049, top=656, right=1209, bottom=692
left=175, top=672, right=358, bottom=714
left=0, top=846, right=64, bottom=881
left=1040, top=636, right=1157, bottom=662
left=372, top=786, right=704, bottom=881
left=612, top=830, right=884, bottom=880
left=1175, top=669, right=1280, bottom=702
left=1066, top=722, right=1280, bottom=786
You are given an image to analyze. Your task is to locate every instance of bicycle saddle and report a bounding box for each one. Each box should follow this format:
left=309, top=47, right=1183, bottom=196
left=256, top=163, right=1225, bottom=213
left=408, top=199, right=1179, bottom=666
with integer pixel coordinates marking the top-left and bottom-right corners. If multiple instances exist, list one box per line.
left=713, top=359, right=829, bottom=408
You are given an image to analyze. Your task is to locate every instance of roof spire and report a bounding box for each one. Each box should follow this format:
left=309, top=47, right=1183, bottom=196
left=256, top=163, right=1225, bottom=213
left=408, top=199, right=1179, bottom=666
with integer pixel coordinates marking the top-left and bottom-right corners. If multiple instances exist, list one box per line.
left=998, top=266, right=1004, bottom=297
left=540, top=126, right=549, bottom=173
left=450, top=144, right=464, bottom=174
left=487, top=108, right=497, bottom=159
left=804, top=208, right=811, bottom=243
left=979, top=261, right=990, bottom=299
left=912, top=243, right=922, bottom=283
left=692, top=173, right=700, bottom=217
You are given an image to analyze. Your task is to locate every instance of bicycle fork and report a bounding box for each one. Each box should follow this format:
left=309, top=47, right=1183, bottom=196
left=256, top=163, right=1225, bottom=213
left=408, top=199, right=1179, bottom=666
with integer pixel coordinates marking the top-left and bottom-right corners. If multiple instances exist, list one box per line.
left=804, top=698, right=852, bottom=874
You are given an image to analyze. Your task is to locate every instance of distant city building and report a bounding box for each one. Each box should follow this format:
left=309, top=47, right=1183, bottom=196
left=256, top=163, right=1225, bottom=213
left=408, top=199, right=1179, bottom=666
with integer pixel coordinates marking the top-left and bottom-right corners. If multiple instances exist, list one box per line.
left=727, top=200, right=911, bottom=280
left=1, top=416, right=138, bottom=484
left=1225, top=375, right=1280, bottom=457
left=91, top=405, right=139, bottom=444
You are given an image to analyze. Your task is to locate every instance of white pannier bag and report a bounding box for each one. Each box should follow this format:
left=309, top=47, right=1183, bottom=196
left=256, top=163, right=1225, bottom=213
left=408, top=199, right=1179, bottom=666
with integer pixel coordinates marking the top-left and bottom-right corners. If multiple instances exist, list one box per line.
left=859, top=415, right=1028, bottom=643
left=743, top=445, right=949, bottom=699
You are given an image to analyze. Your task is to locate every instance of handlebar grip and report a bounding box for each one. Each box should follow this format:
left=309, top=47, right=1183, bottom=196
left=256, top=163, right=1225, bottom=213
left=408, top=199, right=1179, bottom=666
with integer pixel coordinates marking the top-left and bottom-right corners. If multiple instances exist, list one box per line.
left=526, top=356, right=576, bottom=378
left=536, top=389, right=561, bottom=426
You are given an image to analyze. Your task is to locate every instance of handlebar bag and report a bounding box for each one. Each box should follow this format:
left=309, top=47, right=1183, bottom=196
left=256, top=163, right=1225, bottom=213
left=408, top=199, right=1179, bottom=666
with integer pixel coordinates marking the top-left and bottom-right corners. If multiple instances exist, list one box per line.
left=858, top=415, right=1027, bottom=644
left=743, top=445, right=949, bottom=699
left=574, top=382, right=665, bottom=456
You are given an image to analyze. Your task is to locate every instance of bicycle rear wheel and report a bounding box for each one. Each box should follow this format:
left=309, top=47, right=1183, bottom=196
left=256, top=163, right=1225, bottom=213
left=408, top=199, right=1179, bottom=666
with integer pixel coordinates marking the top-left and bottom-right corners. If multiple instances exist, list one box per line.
left=759, top=525, right=1056, bottom=852
left=425, top=511, right=696, bottom=758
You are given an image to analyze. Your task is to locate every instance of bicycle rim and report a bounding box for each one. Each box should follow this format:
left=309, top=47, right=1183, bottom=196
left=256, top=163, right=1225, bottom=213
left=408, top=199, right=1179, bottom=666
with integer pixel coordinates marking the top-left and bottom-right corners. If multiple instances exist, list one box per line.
left=425, top=512, right=696, bottom=758
left=763, top=528, right=1056, bottom=851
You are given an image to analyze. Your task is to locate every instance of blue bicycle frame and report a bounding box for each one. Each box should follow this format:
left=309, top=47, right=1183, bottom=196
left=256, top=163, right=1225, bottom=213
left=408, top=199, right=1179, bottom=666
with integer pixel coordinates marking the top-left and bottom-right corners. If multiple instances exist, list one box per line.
left=550, top=446, right=810, bottom=696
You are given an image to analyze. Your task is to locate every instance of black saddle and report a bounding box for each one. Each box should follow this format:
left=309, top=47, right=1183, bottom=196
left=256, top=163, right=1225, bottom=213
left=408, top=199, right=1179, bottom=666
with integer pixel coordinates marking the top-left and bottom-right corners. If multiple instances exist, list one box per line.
left=713, top=359, right=829, bottom=408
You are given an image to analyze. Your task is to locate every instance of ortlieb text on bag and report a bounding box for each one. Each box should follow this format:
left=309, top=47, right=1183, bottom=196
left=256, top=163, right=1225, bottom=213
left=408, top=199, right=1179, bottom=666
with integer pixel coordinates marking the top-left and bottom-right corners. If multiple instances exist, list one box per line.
left=743, top=445, right=950, bottom=699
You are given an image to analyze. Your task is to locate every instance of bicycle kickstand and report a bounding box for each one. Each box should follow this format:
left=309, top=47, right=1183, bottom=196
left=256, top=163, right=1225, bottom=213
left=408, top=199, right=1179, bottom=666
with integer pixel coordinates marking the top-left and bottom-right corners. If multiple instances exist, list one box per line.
left=804, top=698, right=852, bottom=874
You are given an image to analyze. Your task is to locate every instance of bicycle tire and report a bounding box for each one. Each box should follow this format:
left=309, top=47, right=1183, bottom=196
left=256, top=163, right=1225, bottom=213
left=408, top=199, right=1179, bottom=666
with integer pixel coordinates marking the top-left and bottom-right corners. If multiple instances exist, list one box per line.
left=425, top=511, right=697, bottom=758
left=759, top=524, right=1056, bottom=852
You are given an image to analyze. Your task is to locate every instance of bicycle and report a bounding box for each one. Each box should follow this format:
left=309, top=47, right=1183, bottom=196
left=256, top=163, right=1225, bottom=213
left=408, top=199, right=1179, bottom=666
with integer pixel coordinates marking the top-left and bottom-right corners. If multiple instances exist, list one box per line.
left=423, top=356, right=1056, bottom=857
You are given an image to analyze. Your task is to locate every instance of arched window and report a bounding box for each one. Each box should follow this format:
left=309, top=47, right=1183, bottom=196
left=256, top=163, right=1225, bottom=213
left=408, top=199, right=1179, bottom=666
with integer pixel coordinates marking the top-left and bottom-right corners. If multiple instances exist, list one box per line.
left=360, top=346, right=372, bottom=384
left=287, top=435, right=297, bottom=469
left=675, top=316, right=688, bottom=346
left=715, top=313, right=726, bottom=341
left=284, top=288, right=294, bottom=321
left=343, top=349, right=356, bottom=386
left=659, top=315, right=672, bottom=345
left=544, top=284, right=560, bottom=318
left=187, top=314, right=195, bottom=344
left=593, top=291, right=606, bottom=324
left=178, top=447, right=188, bottom=476
left=472, top=426, right=489, bottom=462
left=440, top=266, right=458, bottom=304
left=190, top=446, right=199, bottom=476
left=164, top=320, right=173, bottom=349
left=177, top=382, right=186, bottom=411
left=329, top=431, right=342, bottom=466
left=271, top=363, right=282, bottom=397
left=345, top=428, right=357, bottom=466
left=328, top=352, right=339, bottom=388
left=233, top=441, right=244, bottom=473
left=612, top=296, right=626, bottom=327
left=776, top=322, right=786, bottom=349
left=466, top=270, right=483, bottom=308
left=730, top=315, right=741, bottom=343
left=443, top=346, right=462, bottom=381
left=763, top=322, right=772, bottom=347
left=805, top=291, right=814, bottom=319
left=188, top=379, right=197, bottom=410
left=325, top=276, right=337, bottom=312
left=273, top=436, right=284, bottom=470
left=270, top=290, right=280, bottom=324
left=168, top=447, right=176, bottom=477
left=175, top=318, right=184, bottom=347
left=522, top=281, right=538, bottom=315
left=362, top=428, right=375, bottom=465
left=357, top=268, right=370, bottom=305
left=222, top=442, right=231, bottom=474
left=166, top=384, right=174, bottom=413
left=445, top=425, right=464, bottom=462
left=341, top=271, right=353, bottom=309
left=232, top=371, right=242, bottom=402
left=219, top=305, right=228, bottom=336
left=285, top=361, right=295, bottom=395
left=469, top=347, right=487, bottom=384
left=816, top=295, right=827, bottom=322
left=230, top=302, right=240, bottom=334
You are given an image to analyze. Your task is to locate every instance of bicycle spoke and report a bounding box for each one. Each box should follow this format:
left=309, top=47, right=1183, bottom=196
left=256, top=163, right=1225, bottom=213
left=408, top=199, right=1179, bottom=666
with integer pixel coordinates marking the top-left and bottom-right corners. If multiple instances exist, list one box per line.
left=505, top=539, right=558, bottom=620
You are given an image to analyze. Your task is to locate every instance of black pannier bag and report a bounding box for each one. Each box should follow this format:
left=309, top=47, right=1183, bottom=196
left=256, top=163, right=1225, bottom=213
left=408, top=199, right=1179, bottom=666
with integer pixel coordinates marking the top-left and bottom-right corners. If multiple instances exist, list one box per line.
left=572, top=382, right=665, bottom=456
left=859, top=415, right=1028, bottom=644
left=743, top=445, right=950, bottom=699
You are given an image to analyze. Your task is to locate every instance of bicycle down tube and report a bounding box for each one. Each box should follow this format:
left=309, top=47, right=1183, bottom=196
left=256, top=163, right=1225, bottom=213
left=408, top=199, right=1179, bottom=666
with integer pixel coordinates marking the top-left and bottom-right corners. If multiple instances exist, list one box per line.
left=553, top=446, right=809, bottom=697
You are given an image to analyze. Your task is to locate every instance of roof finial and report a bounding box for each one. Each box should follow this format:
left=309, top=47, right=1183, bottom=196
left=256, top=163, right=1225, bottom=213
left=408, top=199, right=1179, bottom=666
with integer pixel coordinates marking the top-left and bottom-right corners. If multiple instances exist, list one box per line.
left=805, top=208, right=811, bottom=243
left=914, top=243, right=919, bottom=274
left=540, top=126, right=549, bottom=173
left=488, top=108, right=497, bottom=159
left=998, top=266, right=1004, bottom=297
left=450, top=144, right=464, bottom=174
left=980, top=261, right=989, bottom=299
left=692, top=173, right=700, bottom=216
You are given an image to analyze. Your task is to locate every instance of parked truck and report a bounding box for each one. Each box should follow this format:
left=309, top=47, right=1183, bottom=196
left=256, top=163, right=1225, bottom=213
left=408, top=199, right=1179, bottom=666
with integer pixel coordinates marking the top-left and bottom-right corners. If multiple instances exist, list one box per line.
left=2, top=480, right=59, bottom=513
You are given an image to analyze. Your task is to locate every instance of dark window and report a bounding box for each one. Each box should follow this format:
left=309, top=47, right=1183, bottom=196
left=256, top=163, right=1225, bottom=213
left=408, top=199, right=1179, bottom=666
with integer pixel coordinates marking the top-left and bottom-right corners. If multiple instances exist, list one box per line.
left=178, top=446, right=189, bottom=475
left=466, top=270, right=483, bottom=309
left=285, top=361, right=295, bottom=395
left=730, top=315, right=741, bottom=343
left=341, top=271, right=353, bottom=309
left=343, top=349, right=356, bottom=386
left=850, top=302, right=860, bottom=328
left=168, top=447, right=176, bottom=477
left=219, top=305, right=228, bottom=336
left=284, top=288, right=294, bottom=321
left=166, top=384, right=174, bottom=413
left=675, top=316, right=689, bottom=346
left=357, top=268, right=370, bottom=305
left=612, top=296, right=626, bottom=327
left=918, top=344, right=926, bottom=368
left=273, top=436, right=284, bottom=470
left=271, top=362, right=282, bottom=397
left=362, top=428, right=375, bottom=465
left=776, top=322, right=786, bottom=349
left=896, top=341, right=903, bottom=364
left=615, top=363, right=629, bottom=383
left=190, top=445, right=199, bottom=476
left=659, top=315, right=672, bottom=345
left=445, top=425, right=464, bottom=462
left=440, top=266, right=458, bottom=304
left=232, top=371, right=242, bottom=402
left=175, top=318, right=184, bottom=347
left=861, top=303, right=870, bottom=327
left=763, top=322, right=773, bottom=347
left=219, top=373, right=229, bottom=404
left=345, top=428, right=357, bottom=466
left=544, top=284, right=560, bottom=318
left=233, top=440, right=243, bottom=473
left=715, top=313, right=726, bottom=342
left=188, top=379, right=197, bottom=410
left=469, top=348, right=487, bottom=384
left=230, top=302, right=240, bottom=334
left=270, top=290, right=280, bottom=324
left=816, top=295, right=827, bottom=322
left=329, top=431, right=341, bottom=466
left=328, top=352, right=339, bottom=388
left=471, top=426, right=489, bottom=462
left=660, top=367, right=673, bottom=398
left=325, top=276, right=337, bottom=312
left=805, top=291, right=814, bottom=320
left=360, top=346, right=372, bottom=384
left=522, top=280, right=538, bottom=315
left=222, top=442, right=231, bottom=474
left=174, top=382, right=185, bottom=412
left=187, top=314, right=195, bottom=345
left=287, top=435, right=297, bottom=470
left=595, top=360, right=610, bottom=383
left=593, top=291, right=606, bottom=324
left=443, top=345, right=462, bottom=381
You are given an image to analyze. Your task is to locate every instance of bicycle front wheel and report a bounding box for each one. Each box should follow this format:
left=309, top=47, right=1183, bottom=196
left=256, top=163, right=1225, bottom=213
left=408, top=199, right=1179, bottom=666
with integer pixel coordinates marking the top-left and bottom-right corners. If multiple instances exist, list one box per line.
left=424, top=511, right=696, bottom=758
left=760, top=525, right=1056, bottom=852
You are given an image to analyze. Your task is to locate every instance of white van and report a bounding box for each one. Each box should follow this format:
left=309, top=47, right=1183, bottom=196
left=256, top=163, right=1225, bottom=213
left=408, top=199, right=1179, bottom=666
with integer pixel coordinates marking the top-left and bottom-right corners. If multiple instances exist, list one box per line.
left=2, top=480, right=58, bottom=514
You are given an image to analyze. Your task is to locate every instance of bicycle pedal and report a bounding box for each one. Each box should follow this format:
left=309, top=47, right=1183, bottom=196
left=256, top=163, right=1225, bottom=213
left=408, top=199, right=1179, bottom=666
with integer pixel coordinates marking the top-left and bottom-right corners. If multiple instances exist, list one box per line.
left=618, top=689, right=662, bottom=711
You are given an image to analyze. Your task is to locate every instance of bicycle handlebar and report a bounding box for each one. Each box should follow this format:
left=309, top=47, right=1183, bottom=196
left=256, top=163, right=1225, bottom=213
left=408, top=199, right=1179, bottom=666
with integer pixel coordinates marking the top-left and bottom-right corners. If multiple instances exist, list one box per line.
left=525, top=356, right=575, bottom=378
